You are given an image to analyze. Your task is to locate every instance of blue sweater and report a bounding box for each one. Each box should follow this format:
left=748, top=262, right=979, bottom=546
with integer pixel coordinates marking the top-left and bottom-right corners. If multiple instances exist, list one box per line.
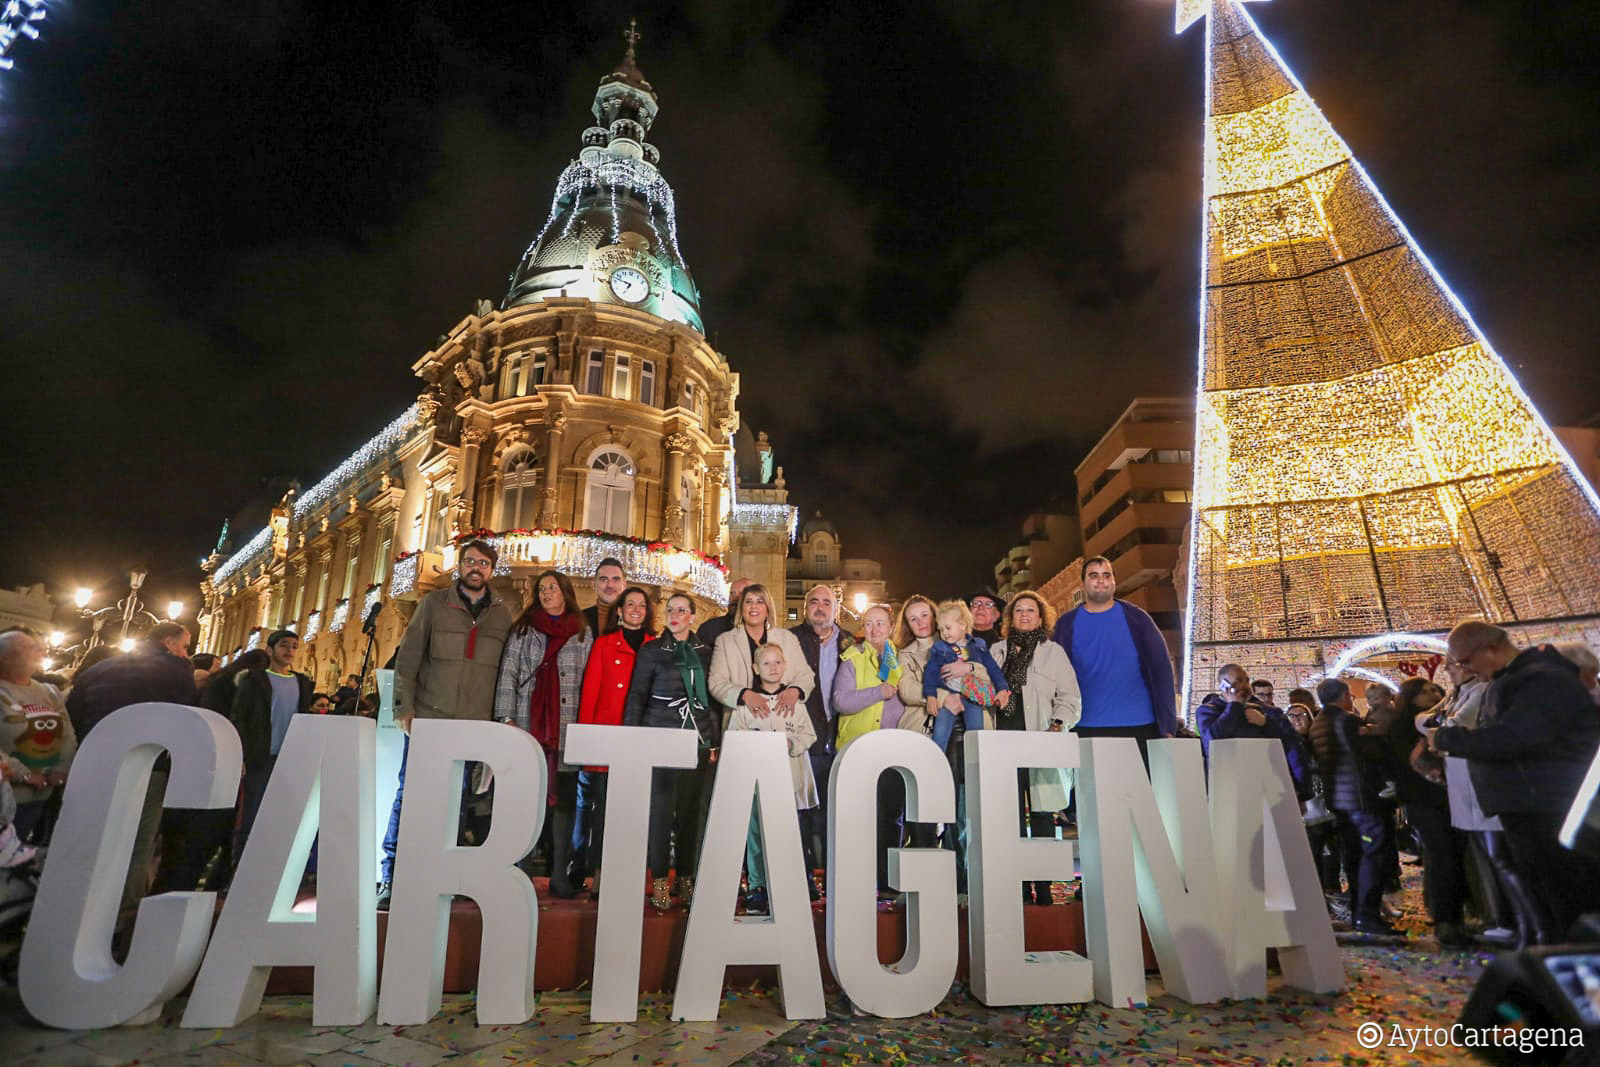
left=922, top=636, right=1009, bottom=701
left=1050, top=600, right=1177, bottom=737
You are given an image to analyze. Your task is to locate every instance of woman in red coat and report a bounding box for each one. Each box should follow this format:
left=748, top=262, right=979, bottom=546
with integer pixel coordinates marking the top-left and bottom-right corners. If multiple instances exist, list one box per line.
left=572, top=585, right=655, bottom=894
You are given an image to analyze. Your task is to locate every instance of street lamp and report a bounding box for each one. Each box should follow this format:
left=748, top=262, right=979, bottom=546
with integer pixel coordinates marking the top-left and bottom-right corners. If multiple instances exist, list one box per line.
left=852, top=591, right=870, bottom=615
left=167, top=600, right=185, bottom=620
left=119, top=637, right=136, bottom=653
left=47, top=629, right=64, bottom=647
left=74, top=587, right=92, bottom=609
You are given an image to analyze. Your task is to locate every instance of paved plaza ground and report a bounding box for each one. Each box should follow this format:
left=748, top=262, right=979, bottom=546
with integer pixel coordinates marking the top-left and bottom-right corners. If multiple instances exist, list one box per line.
left=3, top=890, right=1505, bottom=1067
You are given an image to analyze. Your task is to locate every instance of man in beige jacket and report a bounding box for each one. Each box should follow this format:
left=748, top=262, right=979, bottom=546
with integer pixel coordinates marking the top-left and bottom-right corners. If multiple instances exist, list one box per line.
left=379, top=538, right=515, bottom=907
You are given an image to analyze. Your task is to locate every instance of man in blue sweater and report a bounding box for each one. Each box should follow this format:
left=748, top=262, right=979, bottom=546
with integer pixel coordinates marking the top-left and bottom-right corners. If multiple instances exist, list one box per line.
left=1050, top=556, right=1176, bottom=762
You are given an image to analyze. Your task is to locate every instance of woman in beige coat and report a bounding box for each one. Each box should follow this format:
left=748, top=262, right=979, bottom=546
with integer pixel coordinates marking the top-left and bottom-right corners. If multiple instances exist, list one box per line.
left=707, top=583, right=814, bottom=910
left=708, top=584, right=814, bottom=719
left=991, top=591, right=1081, bottom=906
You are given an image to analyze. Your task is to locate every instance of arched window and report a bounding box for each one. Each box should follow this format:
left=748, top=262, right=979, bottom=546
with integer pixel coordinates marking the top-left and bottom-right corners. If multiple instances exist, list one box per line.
left=499, top=447, right=540, bottom=531
left=501, top=354, right=525, bottom=398
left=583, top=447, right=636, bottom=535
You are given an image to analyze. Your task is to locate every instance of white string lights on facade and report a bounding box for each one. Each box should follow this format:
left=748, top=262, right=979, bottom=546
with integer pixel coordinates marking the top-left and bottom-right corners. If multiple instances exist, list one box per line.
left=511, top=155, right=687, bottom=288
left=0, top=0, right=48, bottom=73
left=213, top=405, right=418, bottom=585
left=1176, top=0, right=1600, bottom=704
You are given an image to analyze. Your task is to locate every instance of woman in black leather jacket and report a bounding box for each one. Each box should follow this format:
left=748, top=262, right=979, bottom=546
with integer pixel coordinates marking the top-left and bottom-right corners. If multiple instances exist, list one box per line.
left=622, top=592, right=719, bottom=909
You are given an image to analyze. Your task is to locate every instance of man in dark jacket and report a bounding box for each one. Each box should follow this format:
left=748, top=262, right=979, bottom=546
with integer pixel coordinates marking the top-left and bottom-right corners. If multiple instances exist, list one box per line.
left=789, top=583, right=854, bottom=890
left=229, top=629, right=314, bottom=866
left=1429, top=621, right=1600, bottom=942
left=1310, top=677, right=1396, bottom=935
left=1050, top=556, right=1177, bottom=760
left=64, top=622, right=197, bottom=921
left=581, top=557, right=627, bottom=637
left=1195, top=663, right=1311, bottom=798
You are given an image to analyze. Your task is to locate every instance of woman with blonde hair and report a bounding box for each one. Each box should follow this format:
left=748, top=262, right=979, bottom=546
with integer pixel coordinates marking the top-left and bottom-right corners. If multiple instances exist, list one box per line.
left=991, top=591, right=1080, bottom=906
left=708, top=582, right=815, bottom=910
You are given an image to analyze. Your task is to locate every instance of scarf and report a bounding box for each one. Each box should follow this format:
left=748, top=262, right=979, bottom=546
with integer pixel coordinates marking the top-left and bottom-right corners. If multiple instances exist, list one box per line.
left=1000, top=628, right=1045, bottom=720
left=528, top=610, right=582, bottom=803
left=672, top=636, right=715, bottom=749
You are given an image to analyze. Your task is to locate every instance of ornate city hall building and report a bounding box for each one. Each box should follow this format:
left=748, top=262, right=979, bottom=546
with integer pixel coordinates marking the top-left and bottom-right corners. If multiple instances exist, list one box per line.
left=197, top=35, right=797, bottom=686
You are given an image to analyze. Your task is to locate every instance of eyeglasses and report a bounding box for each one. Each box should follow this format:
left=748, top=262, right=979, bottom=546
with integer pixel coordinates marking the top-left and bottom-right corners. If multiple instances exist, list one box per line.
left=461, top=558, right=494, bottom=569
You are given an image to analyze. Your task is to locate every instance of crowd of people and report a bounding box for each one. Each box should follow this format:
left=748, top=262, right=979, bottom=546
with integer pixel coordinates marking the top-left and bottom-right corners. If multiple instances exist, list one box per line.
left=1196, top=621, right=1600, bottom=949
left=2, top=544, right=1599, bottom=957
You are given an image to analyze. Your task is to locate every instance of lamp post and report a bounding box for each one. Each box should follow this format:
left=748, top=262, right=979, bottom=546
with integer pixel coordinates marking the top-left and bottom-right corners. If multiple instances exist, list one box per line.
left=69, top=570, right=176, bottom=667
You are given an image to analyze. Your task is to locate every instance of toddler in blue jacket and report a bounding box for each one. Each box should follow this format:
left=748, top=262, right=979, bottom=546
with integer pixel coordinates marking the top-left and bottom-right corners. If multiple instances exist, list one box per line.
left=923, top=600, right=1010, bottom=753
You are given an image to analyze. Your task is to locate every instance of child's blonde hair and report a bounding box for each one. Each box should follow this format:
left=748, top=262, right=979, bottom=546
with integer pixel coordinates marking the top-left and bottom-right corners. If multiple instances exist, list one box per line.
left=935, top=599, right=972, bottom=633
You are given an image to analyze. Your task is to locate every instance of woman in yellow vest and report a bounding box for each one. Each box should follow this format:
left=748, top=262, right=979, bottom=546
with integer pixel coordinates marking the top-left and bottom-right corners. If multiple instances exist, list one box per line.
left=833, top=604, right=910, bottom=901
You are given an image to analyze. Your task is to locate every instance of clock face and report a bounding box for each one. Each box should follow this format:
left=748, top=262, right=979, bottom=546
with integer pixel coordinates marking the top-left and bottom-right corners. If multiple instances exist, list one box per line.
left=609, top=267, right=650, bottom=303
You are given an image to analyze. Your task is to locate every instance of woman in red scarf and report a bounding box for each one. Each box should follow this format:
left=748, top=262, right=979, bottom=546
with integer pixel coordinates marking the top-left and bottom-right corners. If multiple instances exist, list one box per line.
left=494, top=569, right=593, bottom=897
left=573, top=585, right=656, bottom=895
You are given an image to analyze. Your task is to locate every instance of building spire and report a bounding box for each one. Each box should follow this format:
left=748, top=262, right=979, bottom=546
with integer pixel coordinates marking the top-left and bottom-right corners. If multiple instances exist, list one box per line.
left=622, top=16, right=640, bottom=67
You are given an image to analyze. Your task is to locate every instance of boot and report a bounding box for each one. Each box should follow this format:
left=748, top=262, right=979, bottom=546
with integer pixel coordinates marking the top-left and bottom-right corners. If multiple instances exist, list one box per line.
left=548, top=807, right=577, bottom=899
left=1496, top=864, right=1550, bottom=947
left=675, top=875, right=694, bottom=905
left=650, top=877, right=672, bottom=911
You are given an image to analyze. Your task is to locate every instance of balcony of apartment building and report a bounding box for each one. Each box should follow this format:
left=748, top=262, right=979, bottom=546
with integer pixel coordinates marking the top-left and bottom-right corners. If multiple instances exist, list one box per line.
left=1074, top=403, right=1193, bottom=502
left=1078, top=464, right=1194, bottom=545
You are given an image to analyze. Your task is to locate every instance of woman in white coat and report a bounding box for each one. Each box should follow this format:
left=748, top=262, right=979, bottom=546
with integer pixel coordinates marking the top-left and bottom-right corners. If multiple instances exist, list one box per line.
left=707, top=582, right=815, bottom=909
left=991, top=591, right=1081, bottom=906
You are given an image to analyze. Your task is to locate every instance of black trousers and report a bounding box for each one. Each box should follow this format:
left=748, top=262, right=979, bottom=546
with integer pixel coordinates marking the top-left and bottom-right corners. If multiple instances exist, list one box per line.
left=877, top=768, right=907, bottom=893
left=648, top=751, right=711, bottom=879
left=1404, top=799, right=1466, bottom=926
left=1499, top=810, right=1600, bottom=943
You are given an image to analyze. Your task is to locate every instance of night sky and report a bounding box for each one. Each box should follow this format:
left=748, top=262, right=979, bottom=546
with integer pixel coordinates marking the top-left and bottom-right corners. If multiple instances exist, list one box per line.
left=3, top=0, right=1598, bottom=614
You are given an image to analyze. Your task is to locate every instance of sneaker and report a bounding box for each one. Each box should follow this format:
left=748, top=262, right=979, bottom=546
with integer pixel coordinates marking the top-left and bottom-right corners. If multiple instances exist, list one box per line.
left=1479, top=925, right=1516, bottom=945
left=1354, top=917, right=1400, bottom=937
left=1326, top=894, right=1353, bottom=925
left=1435, top=923, right=1474, bottom=950
left=744, top=886, right=769, bottom=916
left=375, top=882, right=392, bottom=911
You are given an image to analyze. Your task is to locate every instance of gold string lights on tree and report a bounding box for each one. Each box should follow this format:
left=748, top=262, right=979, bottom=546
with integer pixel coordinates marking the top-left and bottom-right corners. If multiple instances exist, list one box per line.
left=1175, top=0, right=1600, bottom=699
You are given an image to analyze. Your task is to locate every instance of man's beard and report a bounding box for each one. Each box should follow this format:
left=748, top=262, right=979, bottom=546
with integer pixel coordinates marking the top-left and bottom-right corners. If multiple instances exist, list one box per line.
left=461, top=573, right=486, bottom=590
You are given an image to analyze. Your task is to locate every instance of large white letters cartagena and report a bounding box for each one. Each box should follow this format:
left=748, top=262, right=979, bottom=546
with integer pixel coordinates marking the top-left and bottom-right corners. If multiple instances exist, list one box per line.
left=19, top=708, right=1342, bottom=1029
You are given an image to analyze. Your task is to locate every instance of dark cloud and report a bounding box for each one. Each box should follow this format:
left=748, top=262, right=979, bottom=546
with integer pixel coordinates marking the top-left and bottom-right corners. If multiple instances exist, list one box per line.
left=1, top=0, right=1597, bottom=608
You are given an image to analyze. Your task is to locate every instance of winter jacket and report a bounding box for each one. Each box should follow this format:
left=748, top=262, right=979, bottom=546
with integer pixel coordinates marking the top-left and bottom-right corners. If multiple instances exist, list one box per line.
left=65, top=649, right=198, bottom=740
left=1196, top=694, right=1312, bottom=799
left=621, top=633, right=721, bottom=751
left=895, top=636, right=938, bottom=736
left=832, top=642, right=905, bottom=754
left=393, top=584, right=515, bottom=722
left=1433, top=645, right=1600, bottom=816
left=991, top=637, right=1082, bottom=812
left=1309, top=704, right=1386, bottom=813
left=494, top=623, right=594, bottom=768
left=1050, top=600, right=1178, bottom=737
left=230, top=668, right=314, bottom=772
left=788, top=623, right=851, bottom=756
left=1439, top=680, right=1500, bottom=832
left=709, top=626, right=816, bottom=737
left=578, top=630, right=653, bottom=729
left=922, top=636, right=1008, bottom=701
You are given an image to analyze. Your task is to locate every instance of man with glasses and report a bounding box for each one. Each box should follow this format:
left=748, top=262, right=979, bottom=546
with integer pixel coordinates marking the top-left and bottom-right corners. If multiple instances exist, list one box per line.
left=379, top=538, right=514, bottom=908
left=1427, top=620, right=1600, bottom=942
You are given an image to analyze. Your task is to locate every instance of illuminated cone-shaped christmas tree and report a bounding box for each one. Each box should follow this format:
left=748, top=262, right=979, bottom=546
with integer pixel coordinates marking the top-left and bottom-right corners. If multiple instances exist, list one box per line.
left=1177, top=0, right=1600, bottom=696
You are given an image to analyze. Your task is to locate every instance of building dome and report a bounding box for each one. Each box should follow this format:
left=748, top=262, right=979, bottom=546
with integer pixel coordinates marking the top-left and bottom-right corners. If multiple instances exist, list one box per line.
left=503, top=24, right=705, bottom=333
left=801, top=510, right=836, bottom=540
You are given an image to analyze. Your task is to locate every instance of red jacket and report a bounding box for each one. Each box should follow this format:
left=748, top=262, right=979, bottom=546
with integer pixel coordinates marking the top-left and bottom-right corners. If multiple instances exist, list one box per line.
left=578, top=630, right=654, bottom=767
